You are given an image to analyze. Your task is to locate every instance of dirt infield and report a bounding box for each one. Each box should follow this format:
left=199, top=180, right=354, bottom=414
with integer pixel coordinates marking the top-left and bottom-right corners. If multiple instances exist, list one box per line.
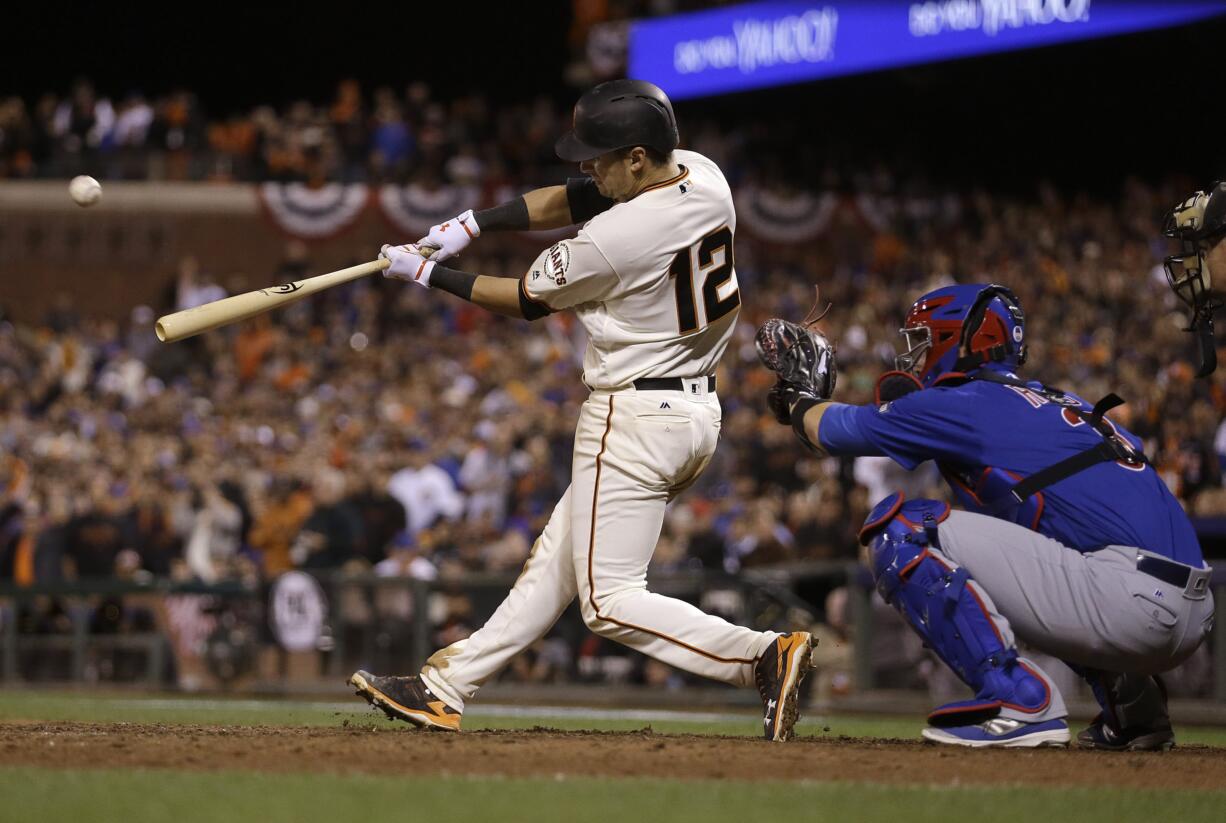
left=3, top=721, right=1226, bottom=789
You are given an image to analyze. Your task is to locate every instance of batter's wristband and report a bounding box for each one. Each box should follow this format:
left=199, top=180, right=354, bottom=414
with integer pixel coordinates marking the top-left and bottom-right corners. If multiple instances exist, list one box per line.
left=790, top=397, right=823, bottom=450
left=430, top=266, right=477, bottom=301
left=518, top=279, right=552, bottom=321
left=473, top=197, right=529, bottom=232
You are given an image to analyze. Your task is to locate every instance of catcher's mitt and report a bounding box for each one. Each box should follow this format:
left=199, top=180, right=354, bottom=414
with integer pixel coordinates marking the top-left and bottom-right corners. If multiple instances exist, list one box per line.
left=755, top=317, right=837, bottom=424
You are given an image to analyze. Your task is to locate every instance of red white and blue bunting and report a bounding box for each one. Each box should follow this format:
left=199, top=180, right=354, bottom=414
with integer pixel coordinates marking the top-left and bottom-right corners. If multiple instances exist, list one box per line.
left=257, top=183, right=370, bottom=240
left=734, top=185, right=840, bottom=244
left=253, top=179, right=887, bottom=245
left=376, top=183, right=480, bottom=238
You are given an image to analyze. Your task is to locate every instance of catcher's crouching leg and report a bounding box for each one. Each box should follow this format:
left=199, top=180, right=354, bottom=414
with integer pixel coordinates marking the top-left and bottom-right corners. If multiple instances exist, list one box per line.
left=860, top=493, right=1059, bottom=727
left=1067, top=665, right=1173, bottom=750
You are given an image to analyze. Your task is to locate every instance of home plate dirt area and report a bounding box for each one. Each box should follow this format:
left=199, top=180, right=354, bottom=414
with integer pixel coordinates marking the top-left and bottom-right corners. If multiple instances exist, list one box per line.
left=3, top=722, right=1224, bottom=789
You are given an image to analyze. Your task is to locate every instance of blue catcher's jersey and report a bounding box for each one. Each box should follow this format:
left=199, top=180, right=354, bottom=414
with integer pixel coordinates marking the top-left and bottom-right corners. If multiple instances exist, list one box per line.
left=818, top=371, right=1203, bottom=566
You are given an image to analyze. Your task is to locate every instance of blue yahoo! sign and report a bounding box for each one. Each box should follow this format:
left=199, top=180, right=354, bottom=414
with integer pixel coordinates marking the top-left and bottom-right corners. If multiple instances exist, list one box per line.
left=628, top=0, right=1226, bottom=100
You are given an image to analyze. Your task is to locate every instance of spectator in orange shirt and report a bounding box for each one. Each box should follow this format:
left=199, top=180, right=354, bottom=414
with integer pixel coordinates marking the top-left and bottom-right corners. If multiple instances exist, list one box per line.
left=249, top=478, right=314, bottom=577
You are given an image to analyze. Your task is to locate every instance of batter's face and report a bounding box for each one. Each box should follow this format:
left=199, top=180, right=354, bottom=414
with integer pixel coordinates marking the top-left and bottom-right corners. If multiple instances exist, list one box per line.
left=580, top=148, right=647, bottom=202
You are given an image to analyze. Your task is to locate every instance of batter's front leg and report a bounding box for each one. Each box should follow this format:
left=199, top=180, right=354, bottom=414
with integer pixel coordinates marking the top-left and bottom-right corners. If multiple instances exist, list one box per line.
left=420, top=487, right=578, bottom=710
left=570, top=394, right=776, bottom=688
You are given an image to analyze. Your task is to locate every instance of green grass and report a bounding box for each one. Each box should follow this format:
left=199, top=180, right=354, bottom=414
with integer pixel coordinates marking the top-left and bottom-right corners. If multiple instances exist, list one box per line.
left=3, top=690, right=1226, bottom=822
left=2, top=689, right=1225, bottom=745
left=0, top=691, right=353, bottom=728
left=0, top=689, right=921, bottom=738
left=2, top=767, right=1224, bottom=823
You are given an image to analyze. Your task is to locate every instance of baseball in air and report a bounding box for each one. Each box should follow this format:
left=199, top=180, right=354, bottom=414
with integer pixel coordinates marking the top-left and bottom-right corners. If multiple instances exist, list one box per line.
left=68, top=175, right=102, bottom=207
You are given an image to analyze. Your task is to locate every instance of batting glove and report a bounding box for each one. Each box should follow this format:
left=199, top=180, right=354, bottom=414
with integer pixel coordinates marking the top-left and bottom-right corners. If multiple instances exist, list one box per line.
left=416, top=209, right=480, bottom=262
left=380, top=243, right=436, bottom=288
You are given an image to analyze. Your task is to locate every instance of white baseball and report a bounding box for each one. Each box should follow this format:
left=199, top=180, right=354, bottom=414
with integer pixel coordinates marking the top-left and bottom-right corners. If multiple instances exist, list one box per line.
left=68, top=175, right=102, bottom=207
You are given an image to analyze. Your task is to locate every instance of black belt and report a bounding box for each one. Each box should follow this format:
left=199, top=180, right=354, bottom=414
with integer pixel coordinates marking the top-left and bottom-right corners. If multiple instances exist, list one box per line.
left=1137, top=553, right=1210, bottom=596
left=633, top=376, right=716, bottom=392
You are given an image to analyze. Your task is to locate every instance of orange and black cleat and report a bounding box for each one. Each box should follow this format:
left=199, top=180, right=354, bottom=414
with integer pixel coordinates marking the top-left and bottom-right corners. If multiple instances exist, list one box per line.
left=349, top=670, right=462, bottom=731
left=755, top=632, right=814, bottom=742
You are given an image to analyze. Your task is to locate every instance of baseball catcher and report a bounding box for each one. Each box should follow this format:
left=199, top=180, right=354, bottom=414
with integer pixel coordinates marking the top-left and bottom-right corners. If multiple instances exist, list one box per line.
left=758, top=283, right=1214, bottom=748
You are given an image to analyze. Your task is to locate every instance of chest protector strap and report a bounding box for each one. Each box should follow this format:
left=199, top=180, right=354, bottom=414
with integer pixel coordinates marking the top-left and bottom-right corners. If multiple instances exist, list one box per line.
left=970, top=370, right=1148, bottom=504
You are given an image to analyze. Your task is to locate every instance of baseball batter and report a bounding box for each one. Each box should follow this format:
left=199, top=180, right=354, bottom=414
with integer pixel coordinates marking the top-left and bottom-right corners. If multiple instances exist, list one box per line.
left=756, top=283, right=1215, bottom=749
left=350, top=79, right=813, bottom=742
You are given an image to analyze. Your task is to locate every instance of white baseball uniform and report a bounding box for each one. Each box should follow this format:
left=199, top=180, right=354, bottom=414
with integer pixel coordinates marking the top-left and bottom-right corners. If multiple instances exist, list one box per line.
left=420, top=150, right=777, bottom=710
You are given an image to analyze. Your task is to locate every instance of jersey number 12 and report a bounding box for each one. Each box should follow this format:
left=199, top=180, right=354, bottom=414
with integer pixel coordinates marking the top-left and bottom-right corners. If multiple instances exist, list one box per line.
left=668, top=226, right=740, bottom=334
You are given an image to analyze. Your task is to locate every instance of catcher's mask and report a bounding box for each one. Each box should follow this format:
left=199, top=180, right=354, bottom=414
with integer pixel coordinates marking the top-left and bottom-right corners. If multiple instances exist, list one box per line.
left=1163, top=183, right=1226, bottom=377
left=896, top=284, right=1026, bottom=387
left=1164, top=183, right=1226, bottom=296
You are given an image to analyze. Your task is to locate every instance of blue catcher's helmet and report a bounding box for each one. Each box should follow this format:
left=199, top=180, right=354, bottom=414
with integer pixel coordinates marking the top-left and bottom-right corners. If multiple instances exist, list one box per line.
left=896, top=284, right=1027, bottom=388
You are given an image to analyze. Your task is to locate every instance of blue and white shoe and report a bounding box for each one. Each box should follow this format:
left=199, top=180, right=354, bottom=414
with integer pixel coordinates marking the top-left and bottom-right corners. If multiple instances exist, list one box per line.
left=921, top=717, right=1070, bottom=748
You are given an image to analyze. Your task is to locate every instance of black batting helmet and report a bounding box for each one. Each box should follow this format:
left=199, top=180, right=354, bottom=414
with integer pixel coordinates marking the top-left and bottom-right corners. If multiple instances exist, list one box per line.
left=555, top=79, right=679, bottom=163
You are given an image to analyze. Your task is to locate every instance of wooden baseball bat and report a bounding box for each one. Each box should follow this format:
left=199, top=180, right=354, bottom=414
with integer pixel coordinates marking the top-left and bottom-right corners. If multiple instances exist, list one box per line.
left=155, top=258, right=391, bottom=343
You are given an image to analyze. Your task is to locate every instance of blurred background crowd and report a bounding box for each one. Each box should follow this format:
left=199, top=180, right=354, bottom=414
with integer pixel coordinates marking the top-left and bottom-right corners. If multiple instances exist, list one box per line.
left=0, top=78, right=565, bottom=186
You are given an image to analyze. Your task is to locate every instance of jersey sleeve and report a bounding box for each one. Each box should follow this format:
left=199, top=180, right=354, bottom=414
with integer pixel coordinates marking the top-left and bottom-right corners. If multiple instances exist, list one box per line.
left=519, top=230, right=619, bottom=311
left=817, top=391, right=985, bottom=470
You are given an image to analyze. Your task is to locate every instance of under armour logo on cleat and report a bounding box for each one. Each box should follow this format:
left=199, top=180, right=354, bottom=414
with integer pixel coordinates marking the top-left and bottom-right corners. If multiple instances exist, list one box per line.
left=660, top=402, right=671, bottom=409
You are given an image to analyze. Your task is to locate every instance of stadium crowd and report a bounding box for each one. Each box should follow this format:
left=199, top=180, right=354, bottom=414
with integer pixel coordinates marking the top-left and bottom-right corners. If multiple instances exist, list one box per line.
left=3, top=193, right=1222, bottom=574
left=0, top=78, right=592, bottom=186
left=1, top=78, right=1223, bottom=691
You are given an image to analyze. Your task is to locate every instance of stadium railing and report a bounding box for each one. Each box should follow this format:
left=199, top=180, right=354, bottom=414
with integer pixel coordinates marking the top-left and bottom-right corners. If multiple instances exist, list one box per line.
left=0, top=564, right=1222, bottom=706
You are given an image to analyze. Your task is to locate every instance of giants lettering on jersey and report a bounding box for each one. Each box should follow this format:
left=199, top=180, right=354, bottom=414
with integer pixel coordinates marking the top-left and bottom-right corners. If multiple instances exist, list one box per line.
left=544, top=242, right=569, bottom=286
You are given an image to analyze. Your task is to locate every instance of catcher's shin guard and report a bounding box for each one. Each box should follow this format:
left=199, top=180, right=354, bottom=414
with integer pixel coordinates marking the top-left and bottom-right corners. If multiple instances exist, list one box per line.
left=860, top=494, right=1051, bottom=727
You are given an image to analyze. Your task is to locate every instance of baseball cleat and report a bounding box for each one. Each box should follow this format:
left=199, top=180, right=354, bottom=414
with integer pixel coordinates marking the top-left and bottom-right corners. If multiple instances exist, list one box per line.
left=755, top=631, right=814, bottom=742
left=1076, top=715, right=1174, bottom=752
left=921, top=717, right=1070, bottom=748
left=349, top=670, right=462, bottom=731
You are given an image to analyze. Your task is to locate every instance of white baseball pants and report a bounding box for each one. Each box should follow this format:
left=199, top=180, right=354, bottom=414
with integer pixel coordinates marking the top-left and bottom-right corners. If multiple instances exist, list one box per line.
left=420, top=381, right=777, bottom=710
